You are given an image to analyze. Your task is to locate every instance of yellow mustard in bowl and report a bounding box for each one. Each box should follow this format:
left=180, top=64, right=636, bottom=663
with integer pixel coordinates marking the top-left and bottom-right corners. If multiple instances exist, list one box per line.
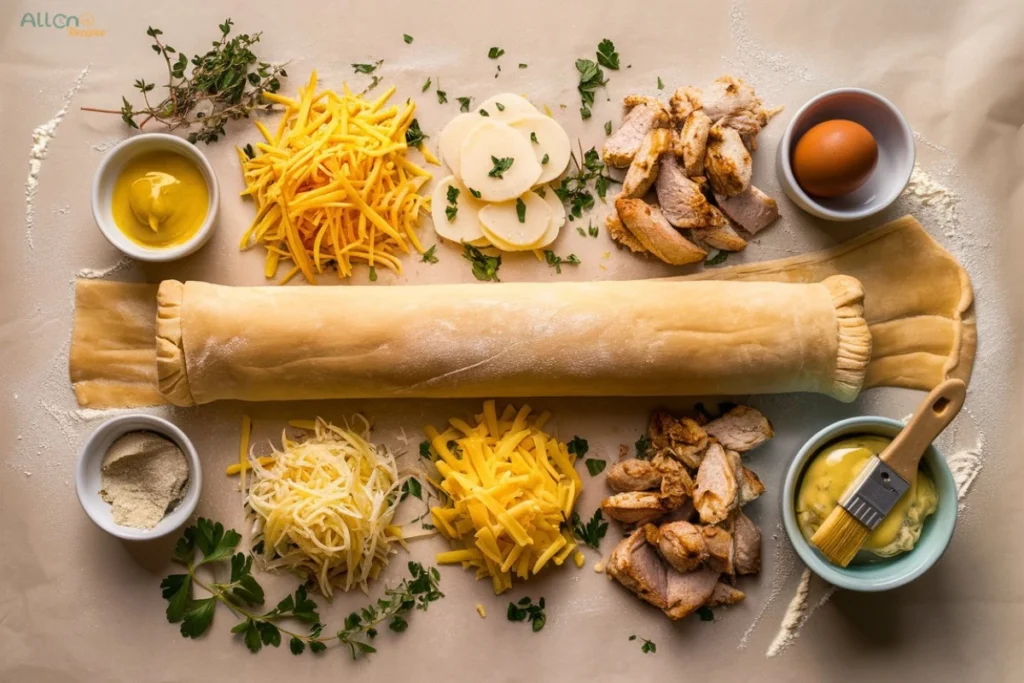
left=112, top=150, right=208, bottom=248
left=796, top=435, right=938, bottom=558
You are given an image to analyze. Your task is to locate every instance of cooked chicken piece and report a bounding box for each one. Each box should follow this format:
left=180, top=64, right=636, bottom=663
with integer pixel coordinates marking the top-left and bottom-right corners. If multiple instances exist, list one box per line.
left=624, top=95, right=665, bottom=111
left=702, top=75, right=762, bottom=124
left=652, top=453, right=694, bottom=510
left=689, top=215, right=748, bottom=252
left=607, top=528, right=669, bottom=610
left=615, top=198, right=706, bottom=266
left=704, top=123, right=752, bottom=197
left=621, top=129, right=671, bottom=198
left=739, top=466, right=766, bottom=505
left=603, top=100, right=670, bottom=168
left=701, top=525, right=734, bottom=574
left=601, top=491, right=666, bottom=525
left=648, top=410, right=709, bottom=470
left=731, top=511, right=762, bottom=575
left=664, top=568, right=720, bottom=620
left=707, top=581, right=746, bottom=607
left=606, top=459, right=662, bottom=493
left=679, top=110, right=712, bottom=177
left=693, top=442, right=738, bottom=524
left=645, top=521, right=706, bottom=573
left=668, top=86, right=702, bottom=125
left=714, top=185, right=780, bottom=235
left=704, top=405, right=774, bottom=453
left=606, top=213, right=648, bottom=254
left=655, top=154, right=725, bottom=230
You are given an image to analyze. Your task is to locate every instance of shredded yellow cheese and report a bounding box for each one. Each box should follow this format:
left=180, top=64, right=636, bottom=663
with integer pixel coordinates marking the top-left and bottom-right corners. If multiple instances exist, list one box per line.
left=426, top=401, right=581, bottom=595
left=238, top=414, right=252, bottom=492
left=238, top=70, right=431, bottom=284
left=226, top=456, right=275, bottom=476
left=245, top=416, right=403, bottom=597
left=475, top=603, right=487, bottom=618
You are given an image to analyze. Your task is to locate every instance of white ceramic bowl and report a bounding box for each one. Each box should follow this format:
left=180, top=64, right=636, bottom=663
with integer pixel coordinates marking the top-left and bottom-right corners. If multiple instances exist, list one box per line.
left=75, top=414, right=202, bottom=541
left=775, top=88, right=915, bottom=222
left=91, top=133, right=219, bottom=261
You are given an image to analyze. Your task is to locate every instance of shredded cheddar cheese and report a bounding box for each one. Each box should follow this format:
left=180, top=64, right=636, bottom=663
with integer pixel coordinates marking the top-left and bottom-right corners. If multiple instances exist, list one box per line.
left=245, top=416, right=404, bottom=597
left=476, top=603, right=487, bottom=618
left=426, top=401, right=582, bottom=595
left=238, top=70, right=431, bottom=284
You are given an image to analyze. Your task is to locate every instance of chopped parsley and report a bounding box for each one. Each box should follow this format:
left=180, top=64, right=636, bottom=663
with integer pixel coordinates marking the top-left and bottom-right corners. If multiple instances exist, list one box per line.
left=541, top=153, right=549, bottom=165
left=445, top=186, right=460, bottom=222
left=604, top=120, right=612, bottom=135
left=530, top=131, right=538, bottom=143
left=571, top=509, right=608, bottom=549
left=437, top=89, right=448, bottom=104
left=576, top=227, right=586, bottom=237
left=518, top=63, right=528, bottom=69
left=585, top=459, right=606, bottom=476
left=488, top=155, right=514, bottom=178
left=567, top=436, right=589, bottom=457
left=657, top=76, right=664, bottom=90
left=352, top=61, right=382, bottom=74
left=421, top=77, right=431, bottom=92
left=479, top=109, right=490, bottom=117
left=445, top=206, right=458, bottom=222
left=420, top=246, right=439, bottom=264
left=705, top=250, right=729, bottom=266
left=554, top=145, right=617, bottom=220
left=462, top=243, right=501, bottom=282
left=403, top=34, right=414, bottom=44
left=635, top=434, right=651, bottom=459
left=418, top=440, right=432, bottom=459
left=696, top=606, right=715, bottom=622
left=487, top=47, right=505, bottom=59
left=242, top=143, right=256, bottom=159
left=400, top=478, right=422, bottom=501
left=469, top=188, right=481, bottom=199
left=596, top=39, right=620, bottom=70
left=543, top=250, right=580, bottom=274
left=405, top=118, right=427, bottom=148
left=368, top=266, right=378, bottom=282
left=588, top=223, right=599, bottom=237
left=507, top=596, right=545, bottom=632
left=515, top=197, right=526, bottom=223
left=457, top=97, right=472, bottom=112
left=575, top=58, right=607, bottom=120
left=495, top=101, right=506, bottom=111
left=629, top=635, right=657, bottom=653
left=446, top=185, right=460, bottom=205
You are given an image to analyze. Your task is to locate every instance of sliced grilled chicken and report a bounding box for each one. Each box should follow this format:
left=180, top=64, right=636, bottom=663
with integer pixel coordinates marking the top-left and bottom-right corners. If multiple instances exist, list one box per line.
left=679, top=110, right=712, bottom=177
left=601, top=491, right=666, bottom=525
left=693, top=442, right=738, bottom=524
left=645, top=521, right=707, bottom=573
left=621, top=128, right=672, bottom=198
left=739, top=465, right=766, bottom=505
left=701, top=525, right=735, bottom=574
left=648, top=410, right=710, bottom=470
left=652, top=453, right=694, bottom=510
left=690, top=214, right=748, bottom=252
left=702, top=75, right=762, bottom=123
left=714, top=185, right=780, bottom=235
left=607, top=528, right=669, bottom=610
left=704, top=123, right=752, bottom=197
left=704, top=405, right=775, bottom=453
left=707, top=582, right=746, bottom=607
left=669, top=86, right=703, bottom=126
left=606, top=213, right=648, bottom=254
left=615, top=197, right=707, bottom=266
left=655, top=154, right=726, bottom=230
left=603, top=99, right=670, bottom=168
left=664, top=568, right=720, bottom=620
left=731, top=511, right=762, bottom=575
left=606, top=459, right=662, bottom=493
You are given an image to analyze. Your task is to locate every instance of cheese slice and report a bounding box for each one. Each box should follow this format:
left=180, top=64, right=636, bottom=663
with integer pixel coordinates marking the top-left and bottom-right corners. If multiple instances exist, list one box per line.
left=431, top=176, right=491, bottom=246
left=510, top=114, right=571, bottom=186
left=533, top=185, right=566, bottom=248
left=439, top=112, right=488, bottom=178
left=460, top=121, right=542, bottom=202
left=477, top=93, right=537, bottom=122
left=478, top=191, right=552, bottom=249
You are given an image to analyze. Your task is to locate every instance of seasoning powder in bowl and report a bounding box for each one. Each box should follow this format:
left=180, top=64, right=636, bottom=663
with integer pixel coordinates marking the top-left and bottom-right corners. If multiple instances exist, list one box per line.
left=99, top=431, right=190, bottom=530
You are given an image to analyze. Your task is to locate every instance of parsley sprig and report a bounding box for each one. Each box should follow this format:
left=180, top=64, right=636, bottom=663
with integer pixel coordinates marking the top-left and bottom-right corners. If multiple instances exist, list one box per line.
left=463, top=243, right=501, bottom=282
left=488, top=156, right=515, bottom=178
left=629, top=635, right=657, bottom=653
left=575, top=58, right=607, bottom=120
left=571, top=509, right=609, bottom=550
left=160, top=519, right=443, bottom=657
left=554, top=145, right=617, bottom=220
left=507, top=596, right=547, bottom=632
left=84, top=19, right=287, bottom=145
left=597, top=39, right=620, bottom=70
left=635, top=434, right=652, bottom=459
left=543, top=250, right=581, bottom=274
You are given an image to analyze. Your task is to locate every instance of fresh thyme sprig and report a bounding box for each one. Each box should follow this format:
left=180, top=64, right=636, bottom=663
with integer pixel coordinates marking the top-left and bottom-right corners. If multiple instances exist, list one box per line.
left=160, top=519, right=443, bottom=657
left=82, top=19, right=287, bottom=144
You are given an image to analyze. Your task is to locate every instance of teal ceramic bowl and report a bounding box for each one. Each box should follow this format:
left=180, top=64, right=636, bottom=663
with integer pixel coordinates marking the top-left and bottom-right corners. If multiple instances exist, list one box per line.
left=781, top=416, right=957, bottom=591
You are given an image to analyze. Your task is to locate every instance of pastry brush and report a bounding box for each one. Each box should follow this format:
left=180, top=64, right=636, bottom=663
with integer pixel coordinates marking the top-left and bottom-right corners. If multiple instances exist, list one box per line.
left=810, top=379, right=966, bottom=567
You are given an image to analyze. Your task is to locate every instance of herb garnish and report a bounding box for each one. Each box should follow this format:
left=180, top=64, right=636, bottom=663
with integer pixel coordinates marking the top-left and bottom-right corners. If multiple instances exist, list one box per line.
left=405, top=118, right=427, bottom=147
left=629, top=635, right=657, bottom=653
left=243, top=143, right=256, bottom=159
left=368, top=266, right=378, bottom=282
left=597, top=39, right=620, bottom=70
left=635, top=434, right=651, bottom=459
left=571, top=509, right=608, bottom=550
left=420, top=246, right=439, bottom=264
left=705, top=250, right=729, bottom=266
left=518, top=63, right=528, bottom=69
left=516, top=198, right=527, bottom=223
left=479, top=109, right=490, bottom=117
left=588, top=223, right=599, bottom=237
left=507, top=596, right=546, bottom=632
left=457, top=97, right=472, bottom=112
left=469, top=188, right=482, bottom=199
left=352, top=59, right=384, bottom=91
left=567, top=436, right=589, bottom=457
left=657, top=76, right=664, bottom=90
left=604, top=121, right=613, bottom=135
left=575, top=58, right=607, bottom=120
left=488, top=156, right=515, bottom=178
left=488, top=47, right=505, bottom=59
left=495, top=102, right=506, bottom=111
left=585, top=459, right=606, bottom=476
left=463, top=243, right=501, bottom=282
left=530, top=131, right=539, bottom=143
left=83, top=19, right=287, bottom=145
left=554, top=145, right=617, bottom=220
left=400, top=478, right=423, bottom=501
left=403, top=34, right=413, bottom=44
left=421, top=77, right=432, bottom=92
left=696, top=606, right=715, bottom=622
left=543, top=250, right=581, bottom=274
left=160, top=519, right=443, bottom=657
left=541, top=153, right=550, bottom=165
left=445, top=185, right=460, bottom=222
left=419, top=440, right=432, bottom=459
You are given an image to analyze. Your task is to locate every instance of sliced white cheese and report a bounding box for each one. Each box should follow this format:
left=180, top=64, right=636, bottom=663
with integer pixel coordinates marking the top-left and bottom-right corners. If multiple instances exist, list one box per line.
left=510, top=115, right=572, bottom=186
left=534, top=185, right=566, bottom=248
left=439, top=113, right=487, bottom=178
left=478, top=190, right=552, bottom=250
left=459, top=121, right=542, bottom=202
left=431, top=176, right=490, bottom=246
left=477, top=93, right=537, bottom=122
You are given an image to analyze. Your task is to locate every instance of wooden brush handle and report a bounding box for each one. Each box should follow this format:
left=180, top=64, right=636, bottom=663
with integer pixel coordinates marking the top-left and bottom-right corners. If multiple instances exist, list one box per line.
left=882, top=379, right=966, bottom=481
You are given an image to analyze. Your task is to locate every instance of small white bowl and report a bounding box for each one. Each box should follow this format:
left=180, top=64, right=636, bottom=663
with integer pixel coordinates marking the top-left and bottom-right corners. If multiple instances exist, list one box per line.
left=775, top=88, right=915, bottom=222
left=91, top=133, right=220, bottom=261
left=75, top=414, right=202, bottom=541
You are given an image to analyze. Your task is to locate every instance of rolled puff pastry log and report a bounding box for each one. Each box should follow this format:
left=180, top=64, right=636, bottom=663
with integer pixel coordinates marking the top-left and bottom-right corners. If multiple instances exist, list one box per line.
left=155, top=275, right=870, bottom=406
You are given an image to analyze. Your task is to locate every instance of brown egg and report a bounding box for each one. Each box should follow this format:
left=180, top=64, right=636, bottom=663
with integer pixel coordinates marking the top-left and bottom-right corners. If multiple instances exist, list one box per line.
left=792, top=120, right=878, bottom=198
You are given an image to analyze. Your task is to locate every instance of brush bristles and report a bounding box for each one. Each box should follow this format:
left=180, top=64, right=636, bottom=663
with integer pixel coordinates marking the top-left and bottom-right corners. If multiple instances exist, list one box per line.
left=811, top=507, right=870, bottom=568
